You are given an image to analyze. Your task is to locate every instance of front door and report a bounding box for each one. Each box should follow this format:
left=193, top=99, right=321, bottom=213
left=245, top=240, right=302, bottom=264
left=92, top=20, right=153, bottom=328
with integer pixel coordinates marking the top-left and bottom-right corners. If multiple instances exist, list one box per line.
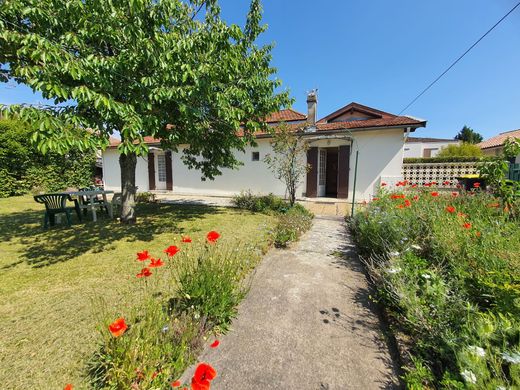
left=318, top=149, right=327, bottom=197
left=155, top=152, right=167, bottom=190
left=326, top=148, right=338, bottom=197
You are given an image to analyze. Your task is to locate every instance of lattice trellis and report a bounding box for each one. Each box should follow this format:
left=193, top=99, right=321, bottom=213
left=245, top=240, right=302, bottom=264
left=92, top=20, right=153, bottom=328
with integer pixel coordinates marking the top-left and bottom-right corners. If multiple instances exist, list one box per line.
left=402, top=162, right=480, bottom=187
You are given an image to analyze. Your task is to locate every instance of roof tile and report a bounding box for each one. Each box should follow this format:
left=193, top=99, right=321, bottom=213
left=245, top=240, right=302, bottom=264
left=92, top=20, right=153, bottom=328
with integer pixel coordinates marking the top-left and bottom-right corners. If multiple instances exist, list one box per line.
left=478, top=129, right=520, bottom=149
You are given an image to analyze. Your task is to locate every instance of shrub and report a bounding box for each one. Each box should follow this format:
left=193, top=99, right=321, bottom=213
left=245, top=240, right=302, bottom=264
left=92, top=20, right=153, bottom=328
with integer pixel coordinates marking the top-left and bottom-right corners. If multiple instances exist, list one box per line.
left=437, top=143, right=483, bottom=158
left=403, top=156, right=488, bottom=164
left=232, top=190, right=288, bottom=213
left=135, top=192, right=157, bottom=203
left=350, top=186, right=520, bottom=388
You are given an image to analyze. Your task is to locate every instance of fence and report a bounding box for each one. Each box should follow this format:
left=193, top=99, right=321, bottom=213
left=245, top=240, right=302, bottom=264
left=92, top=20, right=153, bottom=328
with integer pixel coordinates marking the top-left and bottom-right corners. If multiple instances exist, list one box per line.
left=509, top=163, right=520, bottom=181
left=402, top=161, right=480, bottom=187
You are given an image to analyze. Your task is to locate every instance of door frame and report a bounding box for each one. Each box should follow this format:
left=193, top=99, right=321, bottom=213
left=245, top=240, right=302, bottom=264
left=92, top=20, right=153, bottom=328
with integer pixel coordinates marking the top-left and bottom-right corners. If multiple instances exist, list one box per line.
left=154, top=151, right=167, bottom=190
left=317, top=148, right=327, bottom=197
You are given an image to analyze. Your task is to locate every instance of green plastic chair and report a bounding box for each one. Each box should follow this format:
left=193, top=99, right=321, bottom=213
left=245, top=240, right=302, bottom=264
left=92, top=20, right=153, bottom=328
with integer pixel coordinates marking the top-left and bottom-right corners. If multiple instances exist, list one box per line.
left=33, top=193, right=82, bottom=228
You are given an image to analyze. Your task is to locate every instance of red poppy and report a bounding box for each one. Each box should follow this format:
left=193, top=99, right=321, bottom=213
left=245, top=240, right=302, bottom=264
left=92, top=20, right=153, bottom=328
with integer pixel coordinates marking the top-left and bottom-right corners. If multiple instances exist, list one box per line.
left=456, top=183, right=462, bottom=189
left=210, top=340, right=220, bottom=348
left=182, top=236, right=192, bottom=243
left=473, top=182, right=481, bottom=188
left=413, top=195, right=419, bottom=201
left=445, top=206, right=456, bottom=214
left=404, top=199, right=411, bottom=207
left=149, top=258, right=164, bottom=268
left=443, top=180, right=451, bottom=185
left=381, top=182, right=387, bottom=187
left=390, top=194, right=405, bottom=199
left=424, top=182, right=432, bottom=187
left=171, top=380, right=181, bottom=388
left=457, top=212, right=467, bottom=218
left=487, top=202, right=500, bottom=208
left=64, top=385, right=73, bottom=390
left=152, top=371, right=159, bottom=379
left=192, top=363, right=217, bottom=390
left=164, top=245, right=180, bottom=257
left=136, top=267, right=152, bottom=278
left=372, top=197, right=380, bottom=201
left=137, top=250, right=151, bottom=261
left=206, top=231, right=220, bottom=243
left=476, top=231, right=481, bottom=237
left=451, top=192, right=459, bottom=197
left=396, top=204, right=405, bottom=209
left=411, top=184, right=418, bottom=188
left=463, top=222, right=472, bottom=229
left=431, top=192, right=439, bottom=197
left=431, top=181, right=438, bottom=185
left=108, top=318, right=128, bottom=337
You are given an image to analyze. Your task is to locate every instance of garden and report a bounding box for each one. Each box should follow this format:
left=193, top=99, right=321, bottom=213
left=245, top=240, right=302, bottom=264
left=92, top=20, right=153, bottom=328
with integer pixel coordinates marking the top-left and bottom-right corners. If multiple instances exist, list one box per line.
left=350, top=180, right=520, bottom=389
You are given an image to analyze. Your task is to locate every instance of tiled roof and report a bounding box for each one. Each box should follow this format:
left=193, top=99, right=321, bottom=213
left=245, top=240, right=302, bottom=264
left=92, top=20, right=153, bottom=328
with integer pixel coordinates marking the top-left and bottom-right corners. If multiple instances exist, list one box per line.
left=265, top=108, right=306, bottom=123
left=313, top=116, right=425, bottom=131
left=317, top=102, right=396, bottom=123
left=478, top=129, right=520, bottom=149
left=406, top=137, right=458, bottom=143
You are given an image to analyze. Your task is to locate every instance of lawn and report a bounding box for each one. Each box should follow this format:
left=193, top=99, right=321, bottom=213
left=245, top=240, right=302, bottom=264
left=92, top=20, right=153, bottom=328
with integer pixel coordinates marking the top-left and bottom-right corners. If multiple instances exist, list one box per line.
left=0, top=195, right=274, bottom=389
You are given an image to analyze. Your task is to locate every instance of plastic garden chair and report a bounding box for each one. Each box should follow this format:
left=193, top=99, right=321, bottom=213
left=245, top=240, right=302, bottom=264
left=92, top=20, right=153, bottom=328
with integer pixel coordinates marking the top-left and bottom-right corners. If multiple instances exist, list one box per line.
left=33, top=193, right=82, bottom=228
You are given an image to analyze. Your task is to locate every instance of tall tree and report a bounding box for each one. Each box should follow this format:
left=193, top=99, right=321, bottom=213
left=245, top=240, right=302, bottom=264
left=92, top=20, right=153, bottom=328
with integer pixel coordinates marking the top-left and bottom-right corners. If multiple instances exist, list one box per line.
left=454, top=125, right=483, bottom=144
left=0, top=0, right=290, bottom=223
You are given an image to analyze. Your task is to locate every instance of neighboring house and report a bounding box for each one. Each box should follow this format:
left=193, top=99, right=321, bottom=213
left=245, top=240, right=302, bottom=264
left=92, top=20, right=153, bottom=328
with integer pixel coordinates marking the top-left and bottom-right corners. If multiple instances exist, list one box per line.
left=403, top=137, right=460, bottom=158
left=102, top=93, right=426, bottom=201
left=478, top=129, right=520, bottom=163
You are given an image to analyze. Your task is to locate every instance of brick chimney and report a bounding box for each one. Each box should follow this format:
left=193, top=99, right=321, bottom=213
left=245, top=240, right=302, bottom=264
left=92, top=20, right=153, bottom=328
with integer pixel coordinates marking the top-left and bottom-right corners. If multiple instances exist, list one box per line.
left=306, top=90, right=317, bottom=126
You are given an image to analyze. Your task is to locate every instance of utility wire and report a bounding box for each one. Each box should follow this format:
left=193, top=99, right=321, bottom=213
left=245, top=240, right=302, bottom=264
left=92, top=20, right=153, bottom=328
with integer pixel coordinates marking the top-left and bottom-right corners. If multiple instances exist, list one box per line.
left=399, top=1, right=520, bottom=115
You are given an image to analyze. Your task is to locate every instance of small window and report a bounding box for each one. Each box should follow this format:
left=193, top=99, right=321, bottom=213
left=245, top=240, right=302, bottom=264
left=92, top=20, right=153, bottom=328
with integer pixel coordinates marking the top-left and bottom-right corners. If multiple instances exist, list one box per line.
left=252, top=151, right=260, bottom=161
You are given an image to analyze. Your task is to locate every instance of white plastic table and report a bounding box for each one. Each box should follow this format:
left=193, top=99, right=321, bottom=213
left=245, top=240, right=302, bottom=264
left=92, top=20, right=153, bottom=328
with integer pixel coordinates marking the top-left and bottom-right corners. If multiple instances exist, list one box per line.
left=64, top=190, right=114, bottom=222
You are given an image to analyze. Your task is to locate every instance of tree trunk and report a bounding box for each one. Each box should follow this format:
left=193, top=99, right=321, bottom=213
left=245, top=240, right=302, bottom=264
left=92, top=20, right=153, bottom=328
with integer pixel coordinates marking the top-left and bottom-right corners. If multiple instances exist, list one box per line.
left=119, top=152, right=137, bottom=224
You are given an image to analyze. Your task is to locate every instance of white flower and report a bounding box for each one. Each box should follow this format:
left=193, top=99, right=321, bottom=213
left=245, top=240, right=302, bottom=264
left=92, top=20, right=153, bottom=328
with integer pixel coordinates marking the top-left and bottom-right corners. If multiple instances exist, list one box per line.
left=389, top=251, right=400, bottom=258
left=411, top=244, right=422, bottom=250
left=161, top=325, right=169, bottom=333
left=461, top=369, right=477, bottom=384
left=387, top=267, right=401, bottom=274
left=501, top=351, right=520, bottom=364
left=421, top=273, right=431, bottom=279
left=467, top=345, right=486, bottom=357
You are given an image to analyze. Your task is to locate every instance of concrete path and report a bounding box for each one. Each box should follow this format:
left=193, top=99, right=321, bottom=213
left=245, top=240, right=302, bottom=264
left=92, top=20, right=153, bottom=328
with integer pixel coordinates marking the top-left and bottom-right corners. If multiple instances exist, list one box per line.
left=183, top=217, right=400, bottom=389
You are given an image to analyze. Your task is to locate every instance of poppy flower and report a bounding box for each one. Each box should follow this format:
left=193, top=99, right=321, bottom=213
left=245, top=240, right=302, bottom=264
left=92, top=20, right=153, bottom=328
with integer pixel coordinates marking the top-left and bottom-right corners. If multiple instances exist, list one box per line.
left=404, top=199, right=411, bottom=207
left=152, top=371, right=159, bottom=379
left=476, top=231, right=481, bottom=237
left=445, top=206, right=456, bottom=213
left=396, top=204, right=405, bottom=209
left=192, top=363, right=217, bottom=390
left=457, top=212, right=467, bottom=218
left=431, top=192, right=439, bottom=197
left=487, top=203, right=500, bottom=208
left=413, top=195, right=419, bottom=201
left=137, top=250, right=151, bottom=261
left=463, top=222, right=472, bottom=229
left=108, top=318, right=128, bottom=337
left=64, top=385, right=73, bottom=390
left=171, top=380, right=181, bottom=388
left=206, top=231, right=220, bottom=243
left=136, top=267, right=152, bottom=278
left=452, top=192, right=459, bottom=197
left=424, top=182, right=432, bottom=187
left=164, top=245, right=180, bottom=257
left=381, top=182, right=387, bottom=187
left=372, top=197, right=380, bottom=201
left=149, top=258, right=164, bottom=268
left=411, top=184, right=418, bottom=188
left=456, top=184, right=462, bottom=189
left=473, top=182, right=481, bottom=188
left=210, top=340, right=220, bottom=348
left=431, top=181, right=438, bottom=185
left=182, top=236, right=192, bottom=243
left=390, top=194, right=405, bottom=199
left=443, top=180, right=451, bottom=186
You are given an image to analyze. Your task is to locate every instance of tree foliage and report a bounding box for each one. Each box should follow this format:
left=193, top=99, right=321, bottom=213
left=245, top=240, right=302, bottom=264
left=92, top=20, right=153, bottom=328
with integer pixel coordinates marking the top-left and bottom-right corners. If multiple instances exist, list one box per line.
left=437, top=142, right=483, bottom=158
left=454, top=126, right=483, bottom=144
left=0, top=0, right=290, bottom=221
left=264, top=124, right=309, bottom=206
left=0, top=119, right=96, bottom=197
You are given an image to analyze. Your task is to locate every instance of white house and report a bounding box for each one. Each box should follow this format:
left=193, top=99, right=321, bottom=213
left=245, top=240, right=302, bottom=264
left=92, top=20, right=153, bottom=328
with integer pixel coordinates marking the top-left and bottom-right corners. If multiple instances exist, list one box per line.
left=403, top=137, right=459, bottom=158
left=478, top=129, right=520, bottom=163
left=102, top=93, right=426, bottom=201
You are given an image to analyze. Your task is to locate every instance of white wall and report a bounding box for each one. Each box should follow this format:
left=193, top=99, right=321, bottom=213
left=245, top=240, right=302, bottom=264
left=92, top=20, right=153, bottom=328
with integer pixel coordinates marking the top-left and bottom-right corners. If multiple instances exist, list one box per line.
left=102, top=128, right=406, bottom=202
left=404, top=140, right=459, bottom=158
left=102, top=148, right=150, bottom=192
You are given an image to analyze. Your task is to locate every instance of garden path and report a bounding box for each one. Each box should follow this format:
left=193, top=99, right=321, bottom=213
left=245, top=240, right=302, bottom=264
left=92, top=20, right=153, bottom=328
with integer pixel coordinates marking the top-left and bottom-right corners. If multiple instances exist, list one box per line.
left=182, top=216, right=400, bottom=389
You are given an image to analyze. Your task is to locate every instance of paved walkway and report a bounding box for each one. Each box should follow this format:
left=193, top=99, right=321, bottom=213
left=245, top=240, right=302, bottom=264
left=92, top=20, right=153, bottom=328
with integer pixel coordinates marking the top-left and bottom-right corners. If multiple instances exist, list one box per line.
left=182, top=217, right=400, bottom=389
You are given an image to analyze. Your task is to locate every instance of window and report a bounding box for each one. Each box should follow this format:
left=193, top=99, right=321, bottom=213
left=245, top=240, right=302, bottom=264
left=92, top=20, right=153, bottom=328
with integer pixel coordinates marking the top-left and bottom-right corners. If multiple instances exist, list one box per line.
left=157, top=154, right=167, bottom=182
left=252, top=151, right=260, bottom=161
left=318, top=149, right=326, bottom=186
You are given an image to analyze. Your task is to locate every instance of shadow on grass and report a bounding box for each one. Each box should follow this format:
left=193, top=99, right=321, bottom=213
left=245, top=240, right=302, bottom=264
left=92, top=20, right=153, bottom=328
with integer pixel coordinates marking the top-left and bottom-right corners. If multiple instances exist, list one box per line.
left=0, top=202, right=222, bottom=268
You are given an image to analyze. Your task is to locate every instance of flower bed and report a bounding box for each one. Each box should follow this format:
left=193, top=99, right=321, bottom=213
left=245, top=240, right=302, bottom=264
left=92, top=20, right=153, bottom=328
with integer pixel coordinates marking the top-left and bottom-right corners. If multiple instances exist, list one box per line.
left=350, top=184, right=520, bottom=388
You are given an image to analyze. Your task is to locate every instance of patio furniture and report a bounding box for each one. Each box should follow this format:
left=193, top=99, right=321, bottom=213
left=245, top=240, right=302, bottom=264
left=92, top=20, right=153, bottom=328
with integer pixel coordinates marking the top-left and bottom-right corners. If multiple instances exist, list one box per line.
left=34, top=193, right=82, bottom=228
left=64, top=189, right=114, bottom=222
left=78, top=187, right=109, bottom=215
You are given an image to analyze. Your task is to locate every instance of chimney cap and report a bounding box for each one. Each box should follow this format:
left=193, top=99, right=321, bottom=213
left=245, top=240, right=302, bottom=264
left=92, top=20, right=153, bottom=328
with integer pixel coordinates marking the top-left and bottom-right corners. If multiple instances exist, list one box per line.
left=307, top=89, right=318, bottom=102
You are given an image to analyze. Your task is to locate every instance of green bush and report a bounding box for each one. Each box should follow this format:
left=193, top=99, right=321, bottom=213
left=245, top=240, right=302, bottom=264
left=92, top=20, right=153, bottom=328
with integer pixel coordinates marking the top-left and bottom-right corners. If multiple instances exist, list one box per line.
left=437, top=142, right=484, bottom=158
left=403, top=156, right=489, bottom=164
left=273, top=204, right=313, bottom=248
left=135, top=192, right=157, bottom=203
left=0, top=119, right=96, bottom=197
left=232, top=190, right=289, bottom=213
left=350, top=187, right=520, bottom=388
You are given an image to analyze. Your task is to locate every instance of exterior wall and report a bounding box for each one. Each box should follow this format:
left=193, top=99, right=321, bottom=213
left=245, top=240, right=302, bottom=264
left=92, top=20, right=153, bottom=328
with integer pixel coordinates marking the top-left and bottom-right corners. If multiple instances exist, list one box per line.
left=102, top=148, right=150, bottom=192
left=101, top=128, right=406, bottom=201
left=404, top=140, right=459, bottom=158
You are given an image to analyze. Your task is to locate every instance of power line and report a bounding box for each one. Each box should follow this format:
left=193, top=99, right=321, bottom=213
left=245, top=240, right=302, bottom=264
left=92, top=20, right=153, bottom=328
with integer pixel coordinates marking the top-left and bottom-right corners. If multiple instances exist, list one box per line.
left=399, top=1, right=520, bottom=115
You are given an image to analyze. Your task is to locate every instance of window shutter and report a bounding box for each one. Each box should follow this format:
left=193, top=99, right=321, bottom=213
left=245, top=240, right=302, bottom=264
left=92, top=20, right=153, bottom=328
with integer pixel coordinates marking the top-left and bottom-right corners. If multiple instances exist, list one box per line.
left=337, top=145, right=350, bottom=199
left=306, top=147, right=318, bottom=197
left=148, top=153, right=156, bottom=191
left=165, top=151, right=173, bottom=190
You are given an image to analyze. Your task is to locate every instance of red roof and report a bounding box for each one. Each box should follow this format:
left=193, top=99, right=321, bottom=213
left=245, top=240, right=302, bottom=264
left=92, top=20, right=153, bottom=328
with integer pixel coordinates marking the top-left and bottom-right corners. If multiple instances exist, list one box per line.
left=317, top=102, right=396, bottom=123
left=478, top=129, right=520, bottom=150
left=265, top=108, right=306, bottom=123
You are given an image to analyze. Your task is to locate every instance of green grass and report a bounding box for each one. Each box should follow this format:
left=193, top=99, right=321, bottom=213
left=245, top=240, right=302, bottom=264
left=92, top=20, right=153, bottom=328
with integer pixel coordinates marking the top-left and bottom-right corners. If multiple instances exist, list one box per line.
left=0, top=196, right=274, bottom=389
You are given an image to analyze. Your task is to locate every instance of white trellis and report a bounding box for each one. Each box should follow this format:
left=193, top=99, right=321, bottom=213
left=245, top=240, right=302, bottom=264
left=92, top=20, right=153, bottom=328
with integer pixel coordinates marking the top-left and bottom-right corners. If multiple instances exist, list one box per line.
left=402, top=162, right=480, bottom=187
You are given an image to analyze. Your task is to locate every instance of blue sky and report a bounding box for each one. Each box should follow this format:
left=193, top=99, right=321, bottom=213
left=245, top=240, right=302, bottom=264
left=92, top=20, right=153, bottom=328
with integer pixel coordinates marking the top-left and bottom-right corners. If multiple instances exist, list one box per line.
left=1, top=0, right=519, bottom=140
